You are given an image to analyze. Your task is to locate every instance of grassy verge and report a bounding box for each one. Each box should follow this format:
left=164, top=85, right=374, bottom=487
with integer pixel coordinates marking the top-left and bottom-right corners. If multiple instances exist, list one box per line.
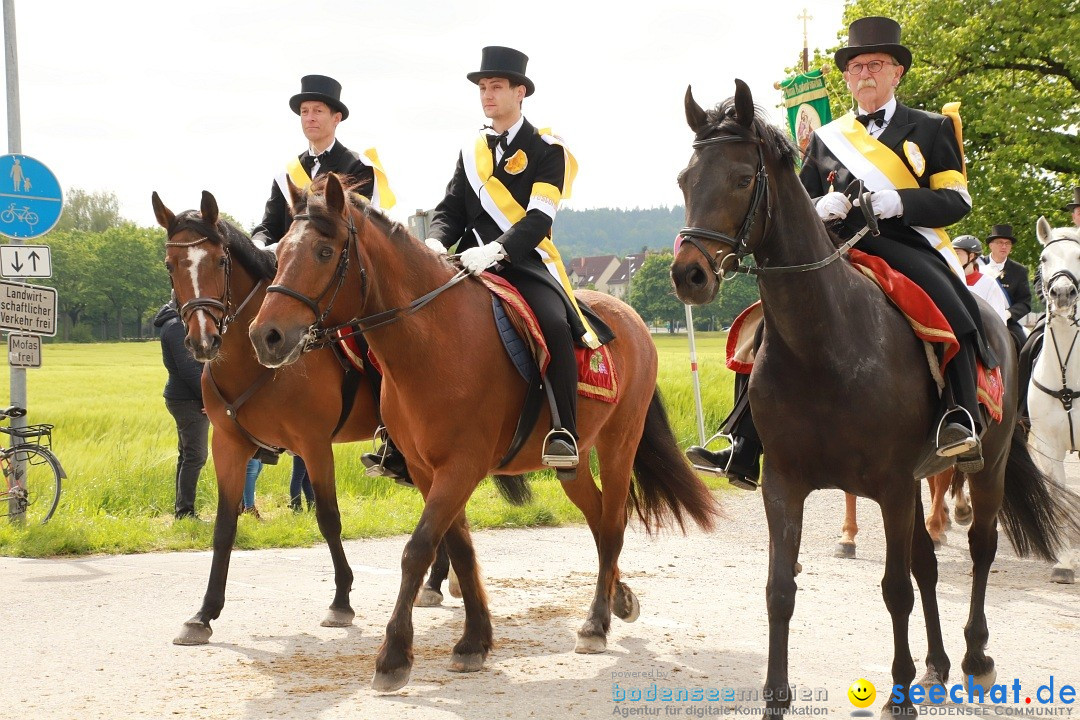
left=0, top=333, right=736, bottom=557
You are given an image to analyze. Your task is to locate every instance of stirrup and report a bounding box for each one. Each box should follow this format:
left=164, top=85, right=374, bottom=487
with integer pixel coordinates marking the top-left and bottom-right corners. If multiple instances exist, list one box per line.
left=541, top=428, right=579, bottom=468
left=689, top=432, right=735, bottom=476
left=934, top=407, right=979, bottom=457
left=364, top=425, right=391, bottom=477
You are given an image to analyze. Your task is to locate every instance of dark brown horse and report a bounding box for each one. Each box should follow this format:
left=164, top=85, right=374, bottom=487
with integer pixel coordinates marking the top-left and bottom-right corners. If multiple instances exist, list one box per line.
left=247, top=174, right=719, bottom=692
left=152, top=191, right=527, bottom=644
left=670, top=82, right=1080, bottom=717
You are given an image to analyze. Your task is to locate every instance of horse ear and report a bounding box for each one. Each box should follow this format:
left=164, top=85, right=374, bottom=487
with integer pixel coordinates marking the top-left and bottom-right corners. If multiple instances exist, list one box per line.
left=325, top=173, right=347, bottom=218
left=200, top=190, right=219, bottom=226
left=684, top=85, right=709, bottom=133
left=1036, top=216, right=1053, bottom=246
left=151, top=191, right=174, bottom=231
left=285, top=176, right=303, bottom=215
left=733, top=79, right=754, bottom=128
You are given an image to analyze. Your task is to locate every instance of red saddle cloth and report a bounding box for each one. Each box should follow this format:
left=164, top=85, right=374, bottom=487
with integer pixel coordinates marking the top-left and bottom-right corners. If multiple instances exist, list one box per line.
left=726, top=249, right=1002, bottom=422
left=480, top=273, right=619, bottom=403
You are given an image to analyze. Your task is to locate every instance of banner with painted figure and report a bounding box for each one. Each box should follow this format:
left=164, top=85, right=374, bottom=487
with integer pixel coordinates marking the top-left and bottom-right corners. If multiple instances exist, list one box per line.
left=779, top=69, right=832, bottom=155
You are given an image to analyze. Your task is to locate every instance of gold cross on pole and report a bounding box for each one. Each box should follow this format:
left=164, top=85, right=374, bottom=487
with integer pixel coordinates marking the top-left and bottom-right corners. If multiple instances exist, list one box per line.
left=797, top=8, right=813, bottom=72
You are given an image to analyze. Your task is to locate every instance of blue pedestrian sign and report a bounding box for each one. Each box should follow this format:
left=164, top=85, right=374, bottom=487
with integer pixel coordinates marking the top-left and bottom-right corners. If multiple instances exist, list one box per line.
left=0, top=155, right=63, bottom=239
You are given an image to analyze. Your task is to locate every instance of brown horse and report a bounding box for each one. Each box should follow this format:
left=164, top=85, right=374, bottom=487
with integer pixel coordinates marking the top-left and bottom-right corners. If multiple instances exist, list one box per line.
left=670, top=82, right=1080, bottom=717
left=247, top=174, right=720, bottom=691
left=152, top=191, right=527, bottom=644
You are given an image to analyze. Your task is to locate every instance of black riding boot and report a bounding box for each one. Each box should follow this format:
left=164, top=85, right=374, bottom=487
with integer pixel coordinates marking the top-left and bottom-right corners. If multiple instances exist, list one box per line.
left=361, top=435, right=413, bottom=487
left=541, top=354, right=580, bottom=480
left=935, top=340, right=984, bottom=473
left=686, top=370, right=762, bottom=490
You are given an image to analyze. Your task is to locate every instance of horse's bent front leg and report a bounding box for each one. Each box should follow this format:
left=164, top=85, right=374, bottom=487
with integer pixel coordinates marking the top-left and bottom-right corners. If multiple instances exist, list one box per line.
left=762, top=471, right=810, bottom=718
left=416, top=541, right=450, bottom=607
left=305, top=448, right=355, bottom=628
left=926, top=470, right=953, bottom=548
left=441, top=515, right=492, bottom=671
left=911, top=492, right=950, bottom=689
left=174, top=438, right=247, bottom=646
left=836, top=493, right=858, bottom=558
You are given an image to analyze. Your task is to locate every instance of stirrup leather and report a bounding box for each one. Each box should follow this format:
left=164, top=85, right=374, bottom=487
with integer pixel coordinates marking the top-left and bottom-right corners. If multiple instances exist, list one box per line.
left=541, top=428, right=579, bottom=468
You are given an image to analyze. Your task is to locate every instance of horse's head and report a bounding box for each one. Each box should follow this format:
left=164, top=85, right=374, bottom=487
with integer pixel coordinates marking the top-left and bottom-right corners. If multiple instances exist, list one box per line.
left=153, top=190, right=232, bottom=361
left=1036, top=216, right=1080, bottom=320
left=671, top=80, right=794, bottom=305
left=250, top=173, right=365, bottom=368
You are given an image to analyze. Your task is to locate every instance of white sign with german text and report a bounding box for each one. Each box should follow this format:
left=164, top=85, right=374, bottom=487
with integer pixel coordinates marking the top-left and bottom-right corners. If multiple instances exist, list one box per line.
left=0, top=280, right=57, bottom=336
left=7, top=333, right=41, bottom=368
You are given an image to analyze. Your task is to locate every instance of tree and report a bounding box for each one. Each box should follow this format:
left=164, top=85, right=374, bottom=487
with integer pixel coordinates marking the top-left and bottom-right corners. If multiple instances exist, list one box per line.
left=53, top=188, right=122, bottom=233
left=87, top=224, right=169, bottom=339
left=627, top=252, right=686, bottom=330
left=792, top=0, right=1080, bottom=268
left=47, top=229, right=104, bottom=340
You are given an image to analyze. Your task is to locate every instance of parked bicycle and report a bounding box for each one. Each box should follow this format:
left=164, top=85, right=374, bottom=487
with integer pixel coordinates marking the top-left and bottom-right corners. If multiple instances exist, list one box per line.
left=0, top=406, right=64, bottom=524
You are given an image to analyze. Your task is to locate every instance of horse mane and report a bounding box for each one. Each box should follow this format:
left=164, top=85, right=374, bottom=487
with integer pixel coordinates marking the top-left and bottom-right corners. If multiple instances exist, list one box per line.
left=170, top=210, right=277, bottom=281
left=300, top=173, right=414, bottom=245
left=700, top=98, right=799, bottom=170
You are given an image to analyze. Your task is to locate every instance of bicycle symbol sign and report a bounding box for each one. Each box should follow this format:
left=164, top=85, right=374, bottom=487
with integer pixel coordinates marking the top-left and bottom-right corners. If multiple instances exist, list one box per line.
left=0, top=155, right=62, bottom=239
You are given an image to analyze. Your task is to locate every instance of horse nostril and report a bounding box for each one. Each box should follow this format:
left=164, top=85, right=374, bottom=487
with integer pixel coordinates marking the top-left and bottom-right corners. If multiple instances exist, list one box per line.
left=688, top=267, right=707, bottom=287
left=265, top=328, right=283, bottom=346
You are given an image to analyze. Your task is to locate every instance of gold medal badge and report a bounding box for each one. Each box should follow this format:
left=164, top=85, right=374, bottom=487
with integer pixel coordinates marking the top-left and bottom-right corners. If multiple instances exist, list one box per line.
left=903, top=141, right=926, bottom=177
left=503, top=149, right=528, bottom=175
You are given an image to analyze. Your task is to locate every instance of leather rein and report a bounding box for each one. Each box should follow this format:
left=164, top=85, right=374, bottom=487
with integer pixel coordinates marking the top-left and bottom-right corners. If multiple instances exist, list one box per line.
left=265, top=209, right=468, bottom=351
left=677, top=131, right=870, bottom=279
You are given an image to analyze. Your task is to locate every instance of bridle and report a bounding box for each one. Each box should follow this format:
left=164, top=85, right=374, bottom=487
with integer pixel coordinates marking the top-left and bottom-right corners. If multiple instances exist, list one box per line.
left=677, top=129, right=872, bottom=279
left=164, top=233, right=263, bottom=335
left=1040, top=236, right=1080, bottom=326
left=265, top=205, right=468, bottom=352
left=678, top=133, right=771, bottom=278
left=1032, top=235, right=1080, bottom=450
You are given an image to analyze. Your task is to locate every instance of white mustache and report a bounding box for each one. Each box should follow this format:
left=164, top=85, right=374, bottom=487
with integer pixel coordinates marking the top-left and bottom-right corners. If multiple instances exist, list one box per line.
left=856, top=78, right=878, bottom=90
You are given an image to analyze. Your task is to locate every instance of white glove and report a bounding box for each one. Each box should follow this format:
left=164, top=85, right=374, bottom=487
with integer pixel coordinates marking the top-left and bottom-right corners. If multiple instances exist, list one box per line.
left=459, top=243, right=507, bottom=275
left=814, top=192, right=852, bottom=221
left=865, top=188, right=903, bottom=219
left=424, top=237, right=447, bottom=254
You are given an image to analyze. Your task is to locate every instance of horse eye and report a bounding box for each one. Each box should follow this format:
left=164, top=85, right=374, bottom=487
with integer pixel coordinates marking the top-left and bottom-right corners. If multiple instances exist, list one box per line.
left=318, top=246, right=334, bottom=260
left=218, top=257, right=227, bottom=267
left=738, top=176, right=752, bottom=188
left=164, top=261, right=173, bottom=272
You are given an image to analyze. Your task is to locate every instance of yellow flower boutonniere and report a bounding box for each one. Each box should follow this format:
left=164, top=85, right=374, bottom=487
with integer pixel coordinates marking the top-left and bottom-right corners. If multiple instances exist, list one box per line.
left=503, top=149, right=528, bottom=175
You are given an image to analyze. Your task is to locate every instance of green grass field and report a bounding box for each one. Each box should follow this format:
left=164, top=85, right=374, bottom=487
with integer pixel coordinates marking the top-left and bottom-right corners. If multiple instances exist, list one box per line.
left=0, top=334, right=736, bottom=557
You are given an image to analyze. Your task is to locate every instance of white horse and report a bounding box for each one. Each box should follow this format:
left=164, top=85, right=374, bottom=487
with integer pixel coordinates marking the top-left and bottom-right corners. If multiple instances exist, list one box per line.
left=1028, top=216, right=1080, bottom=583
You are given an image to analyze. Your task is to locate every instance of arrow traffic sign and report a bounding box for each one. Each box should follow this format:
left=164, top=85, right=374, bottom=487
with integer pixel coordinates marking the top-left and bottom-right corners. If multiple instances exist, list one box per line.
left=0, top=280, right=57, bottom=336
left=0, top=244, right=51, bottom=278
left=0, top=155, right=63, bottom=239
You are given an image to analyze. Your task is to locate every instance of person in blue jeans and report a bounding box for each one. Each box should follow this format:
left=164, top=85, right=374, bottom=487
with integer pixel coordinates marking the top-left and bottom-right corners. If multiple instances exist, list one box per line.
left=290, top=455, right=314, bottom=512
left=242, top=459, right=263, bottom=519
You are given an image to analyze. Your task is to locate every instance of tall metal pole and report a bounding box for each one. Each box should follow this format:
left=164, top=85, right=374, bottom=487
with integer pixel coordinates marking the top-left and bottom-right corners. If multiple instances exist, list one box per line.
left=684, top=304, right=706, bottom=446
left=798, top=8, right=813, bottom=73
left=3, top=0, right=26, bottom=523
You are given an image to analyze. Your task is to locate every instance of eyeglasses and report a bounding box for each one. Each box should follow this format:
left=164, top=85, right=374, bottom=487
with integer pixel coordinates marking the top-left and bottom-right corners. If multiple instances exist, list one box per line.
left=845, top=60, right=897, bottom=75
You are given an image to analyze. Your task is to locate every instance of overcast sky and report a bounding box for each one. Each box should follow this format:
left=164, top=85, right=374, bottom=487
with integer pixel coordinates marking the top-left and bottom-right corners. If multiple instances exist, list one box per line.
left=3, top=0, right=847, bottom=230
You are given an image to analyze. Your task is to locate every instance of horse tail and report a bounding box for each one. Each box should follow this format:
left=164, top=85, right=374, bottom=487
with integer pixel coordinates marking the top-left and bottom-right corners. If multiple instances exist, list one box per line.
left=492, top=474, right=533, bottom=506
left=629, top=388, right=721, bottom=534
left=997, top=424, right=1080, bottom=561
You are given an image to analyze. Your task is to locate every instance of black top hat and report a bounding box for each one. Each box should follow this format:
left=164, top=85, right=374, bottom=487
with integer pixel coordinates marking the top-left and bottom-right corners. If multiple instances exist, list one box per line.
left=289, top=75, right=349, bottom=121
left=467, top=46, right=535, bottom=96
left=834, top=17, right=912, bottom=72
left=986, top=224, right=1016, bottom=243
left=1066, top=187, right=1080, bottom=211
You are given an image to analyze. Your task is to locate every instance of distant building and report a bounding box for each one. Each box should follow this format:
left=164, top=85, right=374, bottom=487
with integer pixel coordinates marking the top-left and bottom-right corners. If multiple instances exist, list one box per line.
left=606, top=252, right=648, bottom=300
left=566, top=255, right=620, bottom=294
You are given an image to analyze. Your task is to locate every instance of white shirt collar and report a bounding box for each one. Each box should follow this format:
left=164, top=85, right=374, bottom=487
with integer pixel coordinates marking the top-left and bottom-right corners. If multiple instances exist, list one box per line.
left=309, top=139, right=336, bottom=158
left=857, top=97, right=897, bottom=136
left=503, top=115, right=525, bottom=146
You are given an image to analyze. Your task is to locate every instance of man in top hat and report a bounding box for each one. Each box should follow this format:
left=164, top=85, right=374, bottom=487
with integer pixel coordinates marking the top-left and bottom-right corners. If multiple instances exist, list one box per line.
left=688, top=16, right=996, bottom=484
left=251, top=74, right=395, bottom=248
left=980, top=224, right=1031, bottom=351
left=1067, top=187, right=1080, bottom=228
left=362, top=46, right=608, bottom=479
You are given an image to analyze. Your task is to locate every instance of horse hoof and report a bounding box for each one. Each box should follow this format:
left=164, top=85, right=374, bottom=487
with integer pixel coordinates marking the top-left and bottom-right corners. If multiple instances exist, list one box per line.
left=614, top=585, right=640, bottom=623
left=575, top=633, right=608, bottom=654
left=966, top=667, right=997, bottom=693
left=1051, top=567, right=1076, bottom=584
left=414, top=587, right=444, bottom=607
left=793, top=561, right=803, bottom=576
left=173, top=619, right=212, bottom=646
left=955, top=506, right=973, bottom=526
left=448, top=567, right=462, bottom=599
left=321, top=607, right=355, bottom=627
left=449, top=652, right=485, bottom=673
left=883, top=701, right=918, bottom=718
left=834, top=542, right=856, bottom=559
left=372, top=667, right=411, bottom=693
left=932, top=537, right=943, bottom=551
left=918, top=666, right=947, bottom=690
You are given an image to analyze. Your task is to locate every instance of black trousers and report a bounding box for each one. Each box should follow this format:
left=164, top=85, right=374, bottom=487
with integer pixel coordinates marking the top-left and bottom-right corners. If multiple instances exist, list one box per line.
left=165, top=399, right=209, bottom=516
left=501, top=265, right=578, bottom=439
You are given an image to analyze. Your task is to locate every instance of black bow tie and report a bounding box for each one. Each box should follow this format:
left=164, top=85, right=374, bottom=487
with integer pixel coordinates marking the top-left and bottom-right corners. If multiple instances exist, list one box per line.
left=856, top=109, right=887, bottom=128
left=487, top=131, right=509, bottom=152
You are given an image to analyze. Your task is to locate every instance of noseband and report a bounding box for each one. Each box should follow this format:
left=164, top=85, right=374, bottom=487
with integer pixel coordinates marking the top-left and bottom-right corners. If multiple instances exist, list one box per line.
left=678, top=134, right=770, bottom=278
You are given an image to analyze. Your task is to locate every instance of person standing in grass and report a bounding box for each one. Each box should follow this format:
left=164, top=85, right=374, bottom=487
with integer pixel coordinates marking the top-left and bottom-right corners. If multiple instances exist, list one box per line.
left=154, top=299, right=208, bottom=520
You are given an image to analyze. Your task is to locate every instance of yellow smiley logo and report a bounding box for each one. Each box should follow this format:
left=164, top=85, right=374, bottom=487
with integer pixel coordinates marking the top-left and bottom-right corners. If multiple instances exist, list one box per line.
left=848, top=678, right=876, bottom=708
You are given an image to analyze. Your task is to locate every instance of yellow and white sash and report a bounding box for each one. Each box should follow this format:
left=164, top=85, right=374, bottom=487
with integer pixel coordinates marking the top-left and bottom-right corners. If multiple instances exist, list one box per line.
left=275, top=147, right=396, bottom=211
left=813, top=112, right=968, bottom=279
left=461, top=130, right=598, bottom=348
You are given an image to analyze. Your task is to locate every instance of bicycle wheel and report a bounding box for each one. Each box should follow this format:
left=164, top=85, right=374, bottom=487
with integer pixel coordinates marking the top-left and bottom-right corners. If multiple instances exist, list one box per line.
left=6, top=446, right=62, bottom=524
